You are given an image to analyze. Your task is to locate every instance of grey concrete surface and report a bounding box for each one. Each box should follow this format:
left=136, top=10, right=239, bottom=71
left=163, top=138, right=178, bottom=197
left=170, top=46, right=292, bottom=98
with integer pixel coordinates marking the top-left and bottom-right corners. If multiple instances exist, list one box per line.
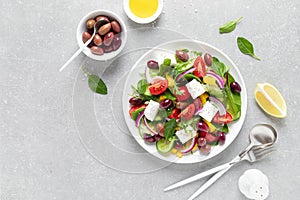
left=0, top=0, right=299, bottom=199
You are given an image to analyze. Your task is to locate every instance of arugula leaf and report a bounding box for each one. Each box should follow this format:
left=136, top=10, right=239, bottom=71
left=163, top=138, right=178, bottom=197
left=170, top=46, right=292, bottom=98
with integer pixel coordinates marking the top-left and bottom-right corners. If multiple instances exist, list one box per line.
left=211, top=57, right=229, bottom=77
left=225, top=73, right=241, bottom=120
left=82, top=66, right=107, bottom=95
left=137, top=79, right=147, bottom=94
left=191, top=50, right=203, bottom=56
left=164, top=118, right=177, bottom=141
left=181, top=48, right=189, bottom=53
left=219, top=17, right=243, bottom=33
left=237, top=37, right=261, bottom=60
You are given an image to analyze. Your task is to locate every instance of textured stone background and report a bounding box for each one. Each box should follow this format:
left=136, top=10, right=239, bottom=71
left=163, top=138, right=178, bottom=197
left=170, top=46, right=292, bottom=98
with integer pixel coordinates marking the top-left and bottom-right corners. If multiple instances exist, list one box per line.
left=0, top=0, right=299, bottom=199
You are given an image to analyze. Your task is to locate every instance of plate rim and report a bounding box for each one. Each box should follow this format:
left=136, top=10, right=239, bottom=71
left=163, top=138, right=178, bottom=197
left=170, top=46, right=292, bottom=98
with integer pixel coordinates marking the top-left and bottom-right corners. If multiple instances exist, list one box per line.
left=122, top=39, right=247, bottom=164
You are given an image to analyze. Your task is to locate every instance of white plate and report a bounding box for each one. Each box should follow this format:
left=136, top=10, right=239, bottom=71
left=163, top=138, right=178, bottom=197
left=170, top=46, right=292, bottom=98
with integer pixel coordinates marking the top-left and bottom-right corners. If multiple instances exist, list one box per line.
left=122, top=39, right=247, bottom=164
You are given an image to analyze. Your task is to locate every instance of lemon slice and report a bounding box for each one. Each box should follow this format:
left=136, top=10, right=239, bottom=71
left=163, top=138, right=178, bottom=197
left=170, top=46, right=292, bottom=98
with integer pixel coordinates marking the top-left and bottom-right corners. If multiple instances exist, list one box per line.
left=254, top=83, right=287, bottom=118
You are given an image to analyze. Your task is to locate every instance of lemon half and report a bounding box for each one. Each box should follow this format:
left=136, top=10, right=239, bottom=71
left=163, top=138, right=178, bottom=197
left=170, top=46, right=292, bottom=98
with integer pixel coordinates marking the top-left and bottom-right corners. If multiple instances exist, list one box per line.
left=254, top=83, right=287, bottom=118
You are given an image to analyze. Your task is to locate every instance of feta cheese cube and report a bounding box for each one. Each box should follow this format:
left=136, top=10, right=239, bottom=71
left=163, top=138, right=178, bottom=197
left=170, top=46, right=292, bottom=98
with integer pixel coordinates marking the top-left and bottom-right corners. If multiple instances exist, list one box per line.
left=144, top=100, right=160, bottom=121
left=175, top=125, right=196, bottom=144
left=198, top=101, right=218, bottom=122
left=186, top=79, right=206, bottom=99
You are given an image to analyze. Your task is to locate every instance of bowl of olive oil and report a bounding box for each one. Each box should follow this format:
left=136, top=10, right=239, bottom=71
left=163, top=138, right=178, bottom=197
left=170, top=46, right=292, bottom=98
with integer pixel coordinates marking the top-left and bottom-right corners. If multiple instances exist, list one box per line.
left=123, top=0, right=163, bottom=24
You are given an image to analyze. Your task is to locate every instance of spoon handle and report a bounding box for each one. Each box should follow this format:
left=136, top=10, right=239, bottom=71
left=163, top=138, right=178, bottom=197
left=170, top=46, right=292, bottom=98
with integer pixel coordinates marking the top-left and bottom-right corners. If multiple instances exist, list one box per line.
left=187, top=165, right=232, bottom=200
left=59, top=35, right=94, bottom=72
left=164, top=156, right=241, bottom=192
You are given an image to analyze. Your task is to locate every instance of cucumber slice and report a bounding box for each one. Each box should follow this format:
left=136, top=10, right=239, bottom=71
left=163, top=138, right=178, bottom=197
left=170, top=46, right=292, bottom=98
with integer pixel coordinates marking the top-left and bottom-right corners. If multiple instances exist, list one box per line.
left=156, top=138, right=176, bottom=154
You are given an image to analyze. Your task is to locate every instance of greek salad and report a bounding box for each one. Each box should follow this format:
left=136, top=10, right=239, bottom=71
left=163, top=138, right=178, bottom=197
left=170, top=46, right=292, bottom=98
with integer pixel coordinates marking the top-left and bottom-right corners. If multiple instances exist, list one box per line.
left=128, top=49, right=241, bottom=158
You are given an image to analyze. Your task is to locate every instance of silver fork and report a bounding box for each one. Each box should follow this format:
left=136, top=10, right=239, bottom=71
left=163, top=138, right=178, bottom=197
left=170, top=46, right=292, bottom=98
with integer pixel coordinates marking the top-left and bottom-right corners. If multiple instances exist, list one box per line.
left=164, top=144, right=275, bottom=192
left=186, top=145, right=276, bottom=200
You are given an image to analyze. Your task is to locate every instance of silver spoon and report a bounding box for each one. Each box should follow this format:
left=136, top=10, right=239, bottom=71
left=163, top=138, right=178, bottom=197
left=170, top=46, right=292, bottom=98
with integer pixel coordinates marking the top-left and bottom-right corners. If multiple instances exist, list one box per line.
left=59, top=19, right=107, bottom=72
left=164, top=123, right=278, bottom=192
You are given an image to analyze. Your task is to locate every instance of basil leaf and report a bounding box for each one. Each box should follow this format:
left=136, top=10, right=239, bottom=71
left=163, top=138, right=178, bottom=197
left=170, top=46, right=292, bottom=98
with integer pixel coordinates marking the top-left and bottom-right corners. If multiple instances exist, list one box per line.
left=211, top=57, right=229, bottom=77
left=137, top=79, right=147, bottom=94
left=82, top=66, right=108, bottom=95
left=164, top=118, right=177, bottom=140
left=237, top=37, right=261, bottom=60
left=219, top=17, right=243, bottom=33
left=87, top=74, right=108, bottom=94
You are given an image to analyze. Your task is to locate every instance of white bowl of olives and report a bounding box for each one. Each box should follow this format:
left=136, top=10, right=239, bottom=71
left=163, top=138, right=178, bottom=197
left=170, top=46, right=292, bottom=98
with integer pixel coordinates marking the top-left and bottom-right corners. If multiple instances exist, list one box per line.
left=76, top=9, right=127, bottom=61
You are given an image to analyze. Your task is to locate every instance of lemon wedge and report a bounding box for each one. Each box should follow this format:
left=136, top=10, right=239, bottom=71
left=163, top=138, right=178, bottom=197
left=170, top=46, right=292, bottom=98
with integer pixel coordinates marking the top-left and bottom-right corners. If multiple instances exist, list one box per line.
left=254, top=83, right=287, bottom=118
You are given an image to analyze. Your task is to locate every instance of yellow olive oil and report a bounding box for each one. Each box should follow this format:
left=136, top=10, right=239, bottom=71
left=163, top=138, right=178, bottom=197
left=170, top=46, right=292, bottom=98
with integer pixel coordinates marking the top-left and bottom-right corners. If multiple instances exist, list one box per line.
left=129, top=0, right=158, bottom=18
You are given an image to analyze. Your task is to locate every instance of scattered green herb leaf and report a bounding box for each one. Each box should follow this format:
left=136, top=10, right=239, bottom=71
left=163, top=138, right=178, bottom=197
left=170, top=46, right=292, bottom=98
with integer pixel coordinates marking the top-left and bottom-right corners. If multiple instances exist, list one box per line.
left=219, top=17, right=243, bottom=33
left=137, top=79, right=147, bottom=94
left=191, top=50, right=203, bottom=56
left=237, top=37, right=261, bottom=60
left=82, top=66, right=107, bottom=95
left=164, top=118, right=177, bottom=141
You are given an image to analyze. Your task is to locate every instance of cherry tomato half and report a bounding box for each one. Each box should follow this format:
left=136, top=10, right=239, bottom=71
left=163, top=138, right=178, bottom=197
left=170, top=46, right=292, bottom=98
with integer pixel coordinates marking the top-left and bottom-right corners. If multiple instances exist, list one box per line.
left=129, top=104, right=146, bottom=117
left=193, top=56, right=207, bottom=78
left=179, top=104, right=195, bottom=120
left=213, top=112, right=233, bottom=124
left=174, top=86, right=191, bottom=101
left=149, top=79, right=168, bottom=95
left=168, top=108, right=181, bottom=119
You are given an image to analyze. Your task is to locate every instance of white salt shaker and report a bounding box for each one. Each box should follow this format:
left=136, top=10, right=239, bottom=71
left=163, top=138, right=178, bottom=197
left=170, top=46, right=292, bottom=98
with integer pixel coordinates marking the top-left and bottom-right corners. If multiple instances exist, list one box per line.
left=238, top=169, right=269, bottom=200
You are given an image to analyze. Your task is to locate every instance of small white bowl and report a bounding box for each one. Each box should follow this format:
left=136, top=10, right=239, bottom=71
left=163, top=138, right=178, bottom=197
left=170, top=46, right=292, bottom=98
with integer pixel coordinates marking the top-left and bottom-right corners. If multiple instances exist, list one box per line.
left=123, top=0, right=163, bottom=24
left=76, top=10, right=127, bottom=61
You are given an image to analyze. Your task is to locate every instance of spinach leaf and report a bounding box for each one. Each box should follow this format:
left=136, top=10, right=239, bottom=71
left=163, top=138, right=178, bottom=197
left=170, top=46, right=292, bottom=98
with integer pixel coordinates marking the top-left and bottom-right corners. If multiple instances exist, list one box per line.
left=237, top=37, right=261, bottom=60
left=137, top=79, right=147, bottom=94
left=183, top=74, right=202, bottom=83
left=211, top=57, right=229, bottom=77
left=82, top=66, right=107, bottom=95
left=164, top=118, right=177, bottom=141
left=225, top=73, right=241, bottom=120
left=219, top=17, right=243, bottom=33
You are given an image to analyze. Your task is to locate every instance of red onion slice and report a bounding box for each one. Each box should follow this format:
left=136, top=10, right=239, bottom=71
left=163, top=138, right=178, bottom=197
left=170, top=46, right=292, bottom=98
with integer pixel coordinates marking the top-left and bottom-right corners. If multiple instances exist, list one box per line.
left=175, top=67, right=196, bottom=81
left=209, top=96, right=226, bottom=116
left=194, top=107, right=203, bottom=115
left=181, top=137, right=197, bottom=154
left=135, top=111, right=145, bottom=127
left=206, top=71, right=225, bottom=88
left=143, top=117, right=159, bottom=135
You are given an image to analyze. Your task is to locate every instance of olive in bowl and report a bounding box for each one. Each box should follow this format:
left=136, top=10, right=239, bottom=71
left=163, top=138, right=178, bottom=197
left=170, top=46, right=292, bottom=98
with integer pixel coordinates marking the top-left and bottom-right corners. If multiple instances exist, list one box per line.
left=76, top=10, right=127, bottom=61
